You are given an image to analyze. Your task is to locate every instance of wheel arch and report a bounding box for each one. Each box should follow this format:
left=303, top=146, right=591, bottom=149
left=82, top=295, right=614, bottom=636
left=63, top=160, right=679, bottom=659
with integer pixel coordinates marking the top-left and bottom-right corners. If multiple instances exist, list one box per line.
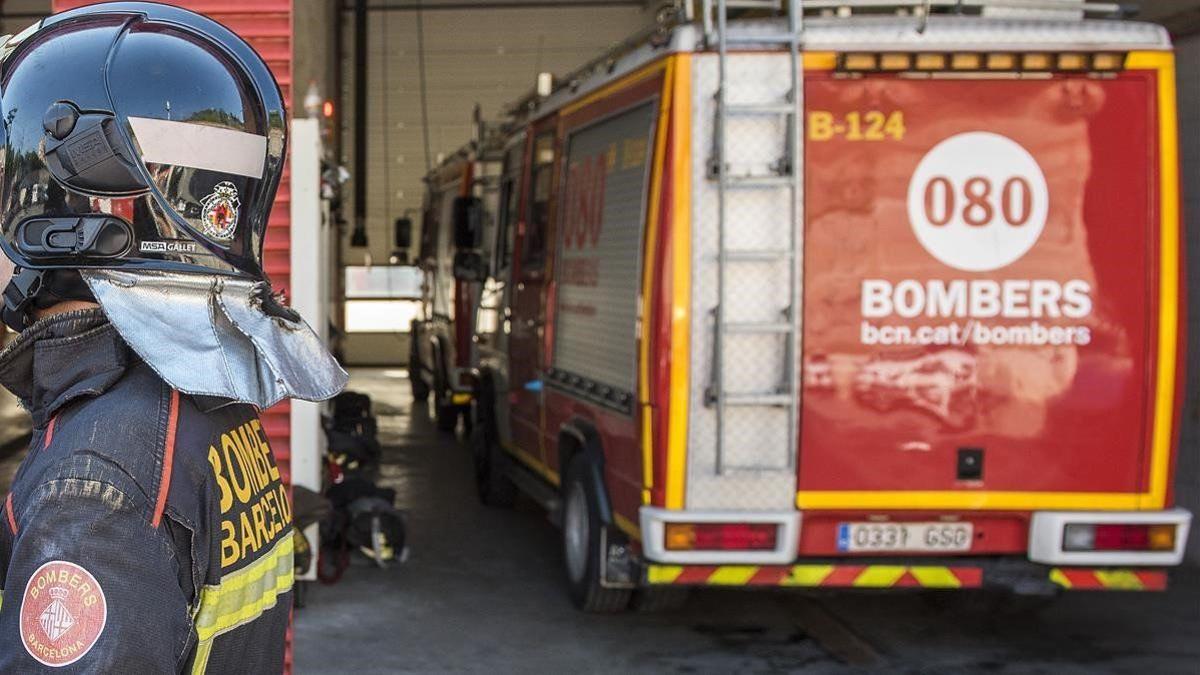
left=558, top=416, right=614, bottom=527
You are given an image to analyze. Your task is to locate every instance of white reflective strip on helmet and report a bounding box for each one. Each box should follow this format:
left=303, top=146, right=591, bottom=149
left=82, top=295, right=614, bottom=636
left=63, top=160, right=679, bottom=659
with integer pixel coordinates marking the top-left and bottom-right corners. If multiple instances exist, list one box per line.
left=128, top=117, right=267, bottom=178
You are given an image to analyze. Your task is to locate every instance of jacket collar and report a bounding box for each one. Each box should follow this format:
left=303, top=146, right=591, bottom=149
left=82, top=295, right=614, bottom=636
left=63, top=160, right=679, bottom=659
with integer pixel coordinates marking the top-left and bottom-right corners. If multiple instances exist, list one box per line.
left=0, top=308, right=133, bottom=426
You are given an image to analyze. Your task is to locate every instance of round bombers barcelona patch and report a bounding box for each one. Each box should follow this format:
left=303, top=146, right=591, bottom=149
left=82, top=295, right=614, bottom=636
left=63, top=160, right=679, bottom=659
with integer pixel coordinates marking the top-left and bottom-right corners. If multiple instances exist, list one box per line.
left=19, top=561, right=108, bottom=667
left=199, top=180, right=241, bottom=241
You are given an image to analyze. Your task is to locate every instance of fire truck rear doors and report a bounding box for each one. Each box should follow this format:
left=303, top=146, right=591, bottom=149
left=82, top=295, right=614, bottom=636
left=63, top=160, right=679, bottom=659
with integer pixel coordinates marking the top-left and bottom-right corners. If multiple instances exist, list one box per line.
left=798, top=57, right=1172, bottom=509
left=680, top=49, right=1174, bottom=513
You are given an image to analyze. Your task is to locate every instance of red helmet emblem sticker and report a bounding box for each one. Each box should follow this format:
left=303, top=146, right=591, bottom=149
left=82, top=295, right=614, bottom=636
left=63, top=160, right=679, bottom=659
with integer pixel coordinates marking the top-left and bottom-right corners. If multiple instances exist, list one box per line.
left=199, top=181, right=241, bottom=241
left=20, top=561, right=108, bottom=667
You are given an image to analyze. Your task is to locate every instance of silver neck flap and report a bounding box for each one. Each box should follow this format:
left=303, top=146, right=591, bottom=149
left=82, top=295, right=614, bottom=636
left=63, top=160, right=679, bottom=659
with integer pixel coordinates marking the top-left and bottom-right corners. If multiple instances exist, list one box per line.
left=83, top=269, right=348, bottom=408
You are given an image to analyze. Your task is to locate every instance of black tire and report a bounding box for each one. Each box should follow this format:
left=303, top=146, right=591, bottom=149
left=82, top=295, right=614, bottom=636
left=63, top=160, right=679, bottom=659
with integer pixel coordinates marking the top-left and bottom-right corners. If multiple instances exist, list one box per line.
left=630, top=587, right=691, bottom=613
left=411, top=375, right=431, bottom=403
left=471, top=408, right=516, bottom=507
left=562, top=458, right=632, bottom=613
left=409, top=335, right=430, bottom=402
left=460, top=406, right=473, bottom=436
left=432, top=345, right=457, bottom=433
left=435, top=396, right=458, bottom=433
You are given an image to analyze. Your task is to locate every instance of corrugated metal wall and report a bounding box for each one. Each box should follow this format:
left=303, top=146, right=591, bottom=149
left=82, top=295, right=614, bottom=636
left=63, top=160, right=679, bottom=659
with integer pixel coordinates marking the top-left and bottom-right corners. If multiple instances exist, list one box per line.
left=52, top=0, right=296, bottom=667
left=1174, top=33, right=1199, bottom=564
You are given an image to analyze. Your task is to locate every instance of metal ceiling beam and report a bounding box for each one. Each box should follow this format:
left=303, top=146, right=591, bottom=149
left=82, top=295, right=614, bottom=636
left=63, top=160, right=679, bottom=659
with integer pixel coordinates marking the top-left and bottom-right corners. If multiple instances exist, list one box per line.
left=351, top=0, right=369, bottom=248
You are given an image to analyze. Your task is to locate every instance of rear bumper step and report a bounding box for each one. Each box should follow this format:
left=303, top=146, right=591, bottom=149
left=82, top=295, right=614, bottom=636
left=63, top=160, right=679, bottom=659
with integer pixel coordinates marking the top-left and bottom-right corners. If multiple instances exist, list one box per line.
left=647, top=563, right=983, bottom=589
left=644, top=559, right=1170, bottom=593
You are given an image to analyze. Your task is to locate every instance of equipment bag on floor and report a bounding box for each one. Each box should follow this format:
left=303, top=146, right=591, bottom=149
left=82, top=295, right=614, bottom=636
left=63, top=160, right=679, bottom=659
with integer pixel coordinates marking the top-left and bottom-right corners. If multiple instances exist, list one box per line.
left=324, top=390, right=381, bottom=473
left=319, top=477, right=408, bottom=580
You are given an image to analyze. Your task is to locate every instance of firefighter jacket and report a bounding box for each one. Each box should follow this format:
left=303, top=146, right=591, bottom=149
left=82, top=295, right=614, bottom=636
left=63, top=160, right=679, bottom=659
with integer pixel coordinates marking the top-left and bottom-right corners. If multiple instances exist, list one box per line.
left=0, top=309, right=293, bottom=673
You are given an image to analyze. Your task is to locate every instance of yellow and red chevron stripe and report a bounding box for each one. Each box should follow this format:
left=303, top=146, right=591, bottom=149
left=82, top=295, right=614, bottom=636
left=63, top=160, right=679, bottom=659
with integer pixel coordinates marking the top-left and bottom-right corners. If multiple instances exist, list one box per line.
left=646, top=564, right=982, bottom=588
left=1049, top=568, right=1167, bottom=591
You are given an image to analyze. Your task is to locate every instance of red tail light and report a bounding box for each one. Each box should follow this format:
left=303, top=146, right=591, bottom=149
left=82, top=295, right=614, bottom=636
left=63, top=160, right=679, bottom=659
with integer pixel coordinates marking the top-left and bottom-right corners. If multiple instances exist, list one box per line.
left=1063, top=523, right=1177, bottom=552
left=1094, top=524, right=1148, bottom=550
left=665, top=523, right=778, bottom=551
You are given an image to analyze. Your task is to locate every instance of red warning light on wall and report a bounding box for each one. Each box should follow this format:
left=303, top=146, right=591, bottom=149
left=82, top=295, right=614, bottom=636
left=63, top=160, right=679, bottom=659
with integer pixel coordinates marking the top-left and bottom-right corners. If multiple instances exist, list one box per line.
left=323, top=100, right=334, bottom=118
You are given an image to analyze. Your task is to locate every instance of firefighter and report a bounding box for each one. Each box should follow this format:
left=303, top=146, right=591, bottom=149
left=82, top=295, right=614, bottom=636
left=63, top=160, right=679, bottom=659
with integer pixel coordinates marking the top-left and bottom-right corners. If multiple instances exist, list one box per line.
left=0, top=4, right=347, bottom=671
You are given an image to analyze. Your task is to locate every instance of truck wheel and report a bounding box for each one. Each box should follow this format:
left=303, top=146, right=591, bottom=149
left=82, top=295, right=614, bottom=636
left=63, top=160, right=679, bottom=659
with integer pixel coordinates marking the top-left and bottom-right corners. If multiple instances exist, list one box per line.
left=409, top=337, right=429, bottom=402
left=562, top=458, right=631, bottom=613
left=471, top=417, right=516, bottom=507
left=432, top=344, right=458, bottom=433
left=630, top=587, right=691, bottom=612
left=435, top=395, right=458, bottom=433
left=460, top=406, right=473, bottom=436
left=411, top=375, right=430, bottom=402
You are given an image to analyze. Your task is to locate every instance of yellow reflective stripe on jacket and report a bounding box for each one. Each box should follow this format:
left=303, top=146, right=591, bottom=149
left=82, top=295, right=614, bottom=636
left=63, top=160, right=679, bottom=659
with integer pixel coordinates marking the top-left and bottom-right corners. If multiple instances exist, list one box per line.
left=191, top=532, right=294, bottom=675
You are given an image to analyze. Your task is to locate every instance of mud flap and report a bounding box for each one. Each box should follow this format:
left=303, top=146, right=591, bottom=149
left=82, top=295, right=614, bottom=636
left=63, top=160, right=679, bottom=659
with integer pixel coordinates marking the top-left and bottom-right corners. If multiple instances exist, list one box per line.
left=601, top=528, right=637, bottom=589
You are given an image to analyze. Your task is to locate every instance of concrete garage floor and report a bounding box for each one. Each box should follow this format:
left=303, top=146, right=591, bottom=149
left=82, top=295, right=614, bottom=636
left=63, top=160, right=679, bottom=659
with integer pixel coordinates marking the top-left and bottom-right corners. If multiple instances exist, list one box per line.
left=300, top=369, right=1200, bottom=674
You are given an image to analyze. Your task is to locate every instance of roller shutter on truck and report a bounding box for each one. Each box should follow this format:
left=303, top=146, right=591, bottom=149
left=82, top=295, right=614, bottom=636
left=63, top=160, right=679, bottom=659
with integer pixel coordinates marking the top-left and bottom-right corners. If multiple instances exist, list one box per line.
left=552, top=101, right=658, bottom=400
left=799, top=56, right=1178, bottom=510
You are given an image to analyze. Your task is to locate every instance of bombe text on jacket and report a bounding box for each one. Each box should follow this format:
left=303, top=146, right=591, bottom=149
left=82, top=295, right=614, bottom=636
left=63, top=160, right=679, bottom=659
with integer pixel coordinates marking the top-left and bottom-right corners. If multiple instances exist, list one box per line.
left=206, top=420, right=292, bottom=567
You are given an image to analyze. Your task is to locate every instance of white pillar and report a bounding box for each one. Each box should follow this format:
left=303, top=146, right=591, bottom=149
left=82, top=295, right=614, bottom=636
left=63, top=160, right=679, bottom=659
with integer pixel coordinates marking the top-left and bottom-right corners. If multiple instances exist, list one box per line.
left=289, top=118, right=329, bottom=580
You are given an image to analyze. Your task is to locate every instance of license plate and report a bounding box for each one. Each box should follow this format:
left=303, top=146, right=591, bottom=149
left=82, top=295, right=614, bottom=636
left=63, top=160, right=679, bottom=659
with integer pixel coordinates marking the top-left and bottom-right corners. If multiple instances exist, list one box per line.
left=837, top=522, right=974, bottom=553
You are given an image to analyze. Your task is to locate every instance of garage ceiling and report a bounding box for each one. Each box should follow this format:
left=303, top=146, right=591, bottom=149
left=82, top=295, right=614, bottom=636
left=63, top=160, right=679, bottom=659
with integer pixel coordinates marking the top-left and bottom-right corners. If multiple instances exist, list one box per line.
left=1140, top=0, right=1200, bottom=34
left=1141, top=0, right=1200, bottom=19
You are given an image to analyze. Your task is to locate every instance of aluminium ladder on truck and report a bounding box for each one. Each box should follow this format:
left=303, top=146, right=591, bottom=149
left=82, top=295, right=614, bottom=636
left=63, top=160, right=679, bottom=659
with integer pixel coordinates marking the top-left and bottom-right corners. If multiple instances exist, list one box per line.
left=701, top=0, right=804, bottom=480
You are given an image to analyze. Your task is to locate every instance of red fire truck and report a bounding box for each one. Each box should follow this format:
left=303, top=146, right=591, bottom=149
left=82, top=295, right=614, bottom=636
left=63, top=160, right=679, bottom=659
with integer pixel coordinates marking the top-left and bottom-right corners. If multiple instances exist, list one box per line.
left=411, top=125, right=505, bottom=431
left=459, top=0, right=1192, bottom=611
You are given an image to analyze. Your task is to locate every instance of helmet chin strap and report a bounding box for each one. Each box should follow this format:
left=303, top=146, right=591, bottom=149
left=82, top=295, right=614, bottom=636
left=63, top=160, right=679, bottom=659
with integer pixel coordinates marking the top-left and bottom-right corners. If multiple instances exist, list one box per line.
left=2, top=268, right=43, bottom=331
left=2, top=268, right=96, bottom=331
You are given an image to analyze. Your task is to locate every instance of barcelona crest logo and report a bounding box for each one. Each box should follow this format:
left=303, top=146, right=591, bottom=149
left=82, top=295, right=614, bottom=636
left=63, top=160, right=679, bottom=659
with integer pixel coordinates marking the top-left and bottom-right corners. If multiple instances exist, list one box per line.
left=200, top=181, right=241, bottom=241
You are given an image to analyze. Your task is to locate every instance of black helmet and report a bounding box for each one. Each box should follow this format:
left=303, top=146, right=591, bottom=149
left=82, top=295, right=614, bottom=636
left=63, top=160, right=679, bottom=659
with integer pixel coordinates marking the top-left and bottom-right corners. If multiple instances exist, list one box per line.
left=0, top=2, right=286, bottom=328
